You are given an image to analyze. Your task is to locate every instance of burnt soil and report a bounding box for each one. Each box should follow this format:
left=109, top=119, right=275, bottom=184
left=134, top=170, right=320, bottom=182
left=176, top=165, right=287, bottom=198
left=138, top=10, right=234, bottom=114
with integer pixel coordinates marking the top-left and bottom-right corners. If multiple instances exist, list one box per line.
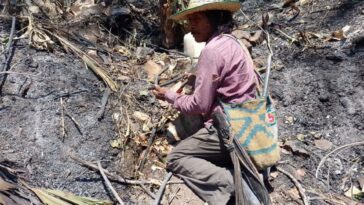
left=0, top=0, right=363, bottom=204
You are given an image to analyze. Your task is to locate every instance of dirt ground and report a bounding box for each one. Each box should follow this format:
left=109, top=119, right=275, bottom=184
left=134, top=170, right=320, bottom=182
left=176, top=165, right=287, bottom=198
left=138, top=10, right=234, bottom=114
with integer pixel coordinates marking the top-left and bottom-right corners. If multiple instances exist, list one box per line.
left=0, top=0, right=363, bottom=205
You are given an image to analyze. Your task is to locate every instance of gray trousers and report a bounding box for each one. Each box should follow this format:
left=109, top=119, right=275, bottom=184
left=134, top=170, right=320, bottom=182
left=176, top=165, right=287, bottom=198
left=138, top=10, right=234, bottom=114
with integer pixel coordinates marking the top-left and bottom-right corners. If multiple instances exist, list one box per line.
left=166, top=127, right=260, bottom=205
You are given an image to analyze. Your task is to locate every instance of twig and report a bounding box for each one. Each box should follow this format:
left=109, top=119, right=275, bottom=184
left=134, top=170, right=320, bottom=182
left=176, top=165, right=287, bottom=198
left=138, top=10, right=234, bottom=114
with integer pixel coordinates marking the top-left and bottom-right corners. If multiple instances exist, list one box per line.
left=125, top=108, right=130, bottom=137
left=96, top=87, right=111, bottom=121
left=60, top=97, right=66, bottom=141
left=97, top=161, right=125, bottom=205
left=153, top=172, right=173, bottom=205
left=166, top=180, right=184, bottom=185
left=0, top=71, right=40, bottom=77
left=306, top=190, right=353, bottom=205
left=315, top=141, right=364, bottom=178
left=128, top=3, right=145, bottom=14
left=168, top=187, right=181, bottom=204
left=1, top=16, right=16, bottom=58
left=273, top=28, right=298, bottom=44
left=65, top=113, right=82, bottom=135
left=154, top=66, right=169, bottom=86
left=148, top=75, right=185, bottom=90
left=277, top=166, right=309, bottom=205
left=70, top=154, right=158, bottom=185
left=70, top=154, right=157, bottom=198
left=340, top=157, right=362, bottom=190
left=263, top=31, right=273, bottom=97
left=0, top=16, right=16, bottom=94
left=138, top=127, right=157, bottom=172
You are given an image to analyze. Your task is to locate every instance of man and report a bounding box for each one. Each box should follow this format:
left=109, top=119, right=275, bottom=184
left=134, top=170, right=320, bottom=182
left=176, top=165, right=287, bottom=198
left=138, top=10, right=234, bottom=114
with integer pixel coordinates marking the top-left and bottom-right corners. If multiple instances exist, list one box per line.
left=152, top=1, right=261, bottom=204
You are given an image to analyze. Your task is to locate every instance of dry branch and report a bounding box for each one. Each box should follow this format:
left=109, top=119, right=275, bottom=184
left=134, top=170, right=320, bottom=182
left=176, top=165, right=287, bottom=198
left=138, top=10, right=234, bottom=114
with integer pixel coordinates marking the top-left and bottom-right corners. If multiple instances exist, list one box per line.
left=60, top=97, right=66, bottom=141
left=0, top=71, right=40, bottom=77
left=97, top=161, right=125, bottom=205
left=0, top=16, right=16, bottom=94
left=65, top=113, right=82, bottom=135
left=315, top=141, right=364, bottom=178
left=138, top=127, right=157, bottom=172
left=153, top=172, right=173, bottom=205
left=70, top=154, right=157, bottom=199
left=277, top=166, right=309, bottom=205
left=97, top=87, right=111, bottom=121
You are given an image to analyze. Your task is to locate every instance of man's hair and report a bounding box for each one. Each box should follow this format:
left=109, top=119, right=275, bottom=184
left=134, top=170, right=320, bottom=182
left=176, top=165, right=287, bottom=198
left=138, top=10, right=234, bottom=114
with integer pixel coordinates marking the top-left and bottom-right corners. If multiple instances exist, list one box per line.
left=204, top=10, right=235, bottom=34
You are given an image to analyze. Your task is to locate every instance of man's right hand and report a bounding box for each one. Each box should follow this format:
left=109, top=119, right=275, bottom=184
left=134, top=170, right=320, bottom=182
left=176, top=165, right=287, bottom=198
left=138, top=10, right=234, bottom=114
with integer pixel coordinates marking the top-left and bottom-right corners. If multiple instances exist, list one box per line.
left=152, top=85, right=168, bottom=100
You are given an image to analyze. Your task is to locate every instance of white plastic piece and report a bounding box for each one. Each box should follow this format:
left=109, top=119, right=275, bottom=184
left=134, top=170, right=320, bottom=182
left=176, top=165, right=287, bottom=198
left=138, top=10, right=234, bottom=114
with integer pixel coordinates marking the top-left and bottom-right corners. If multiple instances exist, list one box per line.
left=183, top=32, right=205, bottom=65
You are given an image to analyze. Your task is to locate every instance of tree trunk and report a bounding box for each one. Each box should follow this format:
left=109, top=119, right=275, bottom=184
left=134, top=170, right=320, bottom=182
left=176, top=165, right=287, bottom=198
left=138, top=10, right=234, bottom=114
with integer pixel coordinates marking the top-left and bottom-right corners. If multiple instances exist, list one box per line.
left=159, top=0, right=184, bottom=48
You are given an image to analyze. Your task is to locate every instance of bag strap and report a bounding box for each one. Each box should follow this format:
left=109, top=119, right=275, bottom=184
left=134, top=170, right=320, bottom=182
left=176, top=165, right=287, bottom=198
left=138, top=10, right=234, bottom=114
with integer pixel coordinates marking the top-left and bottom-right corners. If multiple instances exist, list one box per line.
left=221, top=34, right=266, bottom=97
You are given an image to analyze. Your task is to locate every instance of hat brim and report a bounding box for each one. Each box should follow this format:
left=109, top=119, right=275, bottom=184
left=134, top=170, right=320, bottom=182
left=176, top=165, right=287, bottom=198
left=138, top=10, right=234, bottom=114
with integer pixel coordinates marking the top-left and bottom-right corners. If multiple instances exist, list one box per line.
left=170, top=2, right=240, bottom=21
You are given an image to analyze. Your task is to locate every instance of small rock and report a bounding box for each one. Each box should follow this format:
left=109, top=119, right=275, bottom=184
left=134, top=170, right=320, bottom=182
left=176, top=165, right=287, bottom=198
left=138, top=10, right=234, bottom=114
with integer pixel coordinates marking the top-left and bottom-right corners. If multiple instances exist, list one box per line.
left=296, top=134, right=306, bottom=141
left=295, top=168, right=306, bottom=181
left=133, top=111, right=150, bottom=122
left=117, top=75, right=131, bottom=82
left=284, top=116, right=295, bottom=125
left=331, top=158, right=343, bottom=175
left=299, top=0, right=309, bottom=6
left=340, top=97, right=356, bottom=115
left=143, top=60, right=161, bottom=81
left=358, top=176, right=364, bottom=190
left=310, top=131, right=322, bottom=139
left=344, top=186, right=362, bottom=198
left=286, top=188, right=300, bottom=201
left=135, top=47, right=154, bottom=63
left=318, top=92, right=330, bottom=102
left=282, top=140, right=310, bottom=157
left=270, top=171, right=279, bottom=179
left=314, top=139, right=333, bottom=150
left=28, top=6, right=40, bottom=15
left=326, top=55, right=343, bottom=62
left=249, top=30, right=265, bottom=45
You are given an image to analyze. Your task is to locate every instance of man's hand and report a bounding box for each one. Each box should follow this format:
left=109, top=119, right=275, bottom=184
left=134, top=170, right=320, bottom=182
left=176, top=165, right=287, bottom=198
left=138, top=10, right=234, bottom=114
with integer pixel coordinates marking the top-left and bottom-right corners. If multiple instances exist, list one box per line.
left=152, top=85, right=168, bottom=100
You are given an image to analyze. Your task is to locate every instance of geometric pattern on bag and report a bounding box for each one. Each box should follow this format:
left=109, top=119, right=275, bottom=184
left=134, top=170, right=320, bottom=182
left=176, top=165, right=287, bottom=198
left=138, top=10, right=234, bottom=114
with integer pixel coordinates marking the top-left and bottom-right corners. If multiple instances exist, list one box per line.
left=221, top=96, right=280, bottom=170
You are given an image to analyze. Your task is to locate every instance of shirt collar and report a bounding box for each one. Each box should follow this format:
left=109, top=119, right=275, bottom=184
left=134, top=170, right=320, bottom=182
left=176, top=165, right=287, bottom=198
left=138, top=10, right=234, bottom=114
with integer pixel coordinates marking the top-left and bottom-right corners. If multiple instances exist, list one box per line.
left=206, top=31, right=220, bottom=44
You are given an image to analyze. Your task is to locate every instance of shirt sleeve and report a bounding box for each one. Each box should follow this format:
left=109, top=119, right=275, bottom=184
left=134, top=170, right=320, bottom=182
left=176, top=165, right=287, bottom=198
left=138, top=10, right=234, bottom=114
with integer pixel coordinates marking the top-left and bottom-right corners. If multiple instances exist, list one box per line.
left=164, top=48, right=222, bottom=114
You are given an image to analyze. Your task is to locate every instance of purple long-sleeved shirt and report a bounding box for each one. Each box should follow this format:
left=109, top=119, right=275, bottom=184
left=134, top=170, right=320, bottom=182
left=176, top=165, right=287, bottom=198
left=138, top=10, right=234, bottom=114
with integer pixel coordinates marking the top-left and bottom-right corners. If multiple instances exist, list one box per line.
left=165, top=34, right=257, bottom=126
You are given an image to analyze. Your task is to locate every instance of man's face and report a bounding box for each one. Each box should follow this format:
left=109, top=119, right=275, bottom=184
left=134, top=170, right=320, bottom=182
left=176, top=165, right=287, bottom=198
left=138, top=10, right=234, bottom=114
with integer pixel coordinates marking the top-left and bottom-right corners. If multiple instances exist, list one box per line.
left=187, top=12, right=214, bottom=42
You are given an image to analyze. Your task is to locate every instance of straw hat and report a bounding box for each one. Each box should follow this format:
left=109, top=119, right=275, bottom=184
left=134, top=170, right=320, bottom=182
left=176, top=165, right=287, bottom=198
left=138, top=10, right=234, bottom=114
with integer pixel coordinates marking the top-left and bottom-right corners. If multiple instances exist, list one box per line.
left=170, top=0, right=240, bottom=21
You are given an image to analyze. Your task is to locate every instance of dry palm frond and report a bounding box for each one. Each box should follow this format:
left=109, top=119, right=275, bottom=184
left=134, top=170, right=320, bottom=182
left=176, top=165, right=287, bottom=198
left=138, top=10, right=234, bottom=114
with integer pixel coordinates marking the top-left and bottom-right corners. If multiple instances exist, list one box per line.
left=17, top=16, right=118, bottom=91
left=48, top=32, right=118, bottom=91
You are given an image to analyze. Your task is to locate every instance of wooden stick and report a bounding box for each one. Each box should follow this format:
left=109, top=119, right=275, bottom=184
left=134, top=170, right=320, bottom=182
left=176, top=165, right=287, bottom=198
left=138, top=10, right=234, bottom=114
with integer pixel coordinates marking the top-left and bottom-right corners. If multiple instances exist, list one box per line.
left=277, top=166, right=309, bottom=205
left=70, top=154, right=160, bottom=186
left=0, top=16, right=16, bottom=94
left=65, top=113, right=82, bottom=135
left=138, top=127, right=157, bottom=172
left=154, top=66, right=169, bottom=86
left=315, top=141, right=364, bottom=178
left=153, top=172, right=173, bottom=205
left=96, top=87, right=111, bottom=121
left=273, top=28, right=298, bottom=44
left=70, top=154, right=157, bottom=199
left=97, top=161, right=125, bottom=205
left=0, top=71, right=40, bottom=77
left=168, top=187, right=181, bottom=204
left=60, top=97, right=66, bottom=141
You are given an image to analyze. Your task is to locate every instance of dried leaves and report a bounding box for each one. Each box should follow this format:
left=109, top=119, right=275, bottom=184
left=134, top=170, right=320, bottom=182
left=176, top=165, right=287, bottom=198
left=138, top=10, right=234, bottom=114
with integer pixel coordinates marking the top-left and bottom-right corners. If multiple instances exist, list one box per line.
left=31, top=188, right=112, bottom=205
